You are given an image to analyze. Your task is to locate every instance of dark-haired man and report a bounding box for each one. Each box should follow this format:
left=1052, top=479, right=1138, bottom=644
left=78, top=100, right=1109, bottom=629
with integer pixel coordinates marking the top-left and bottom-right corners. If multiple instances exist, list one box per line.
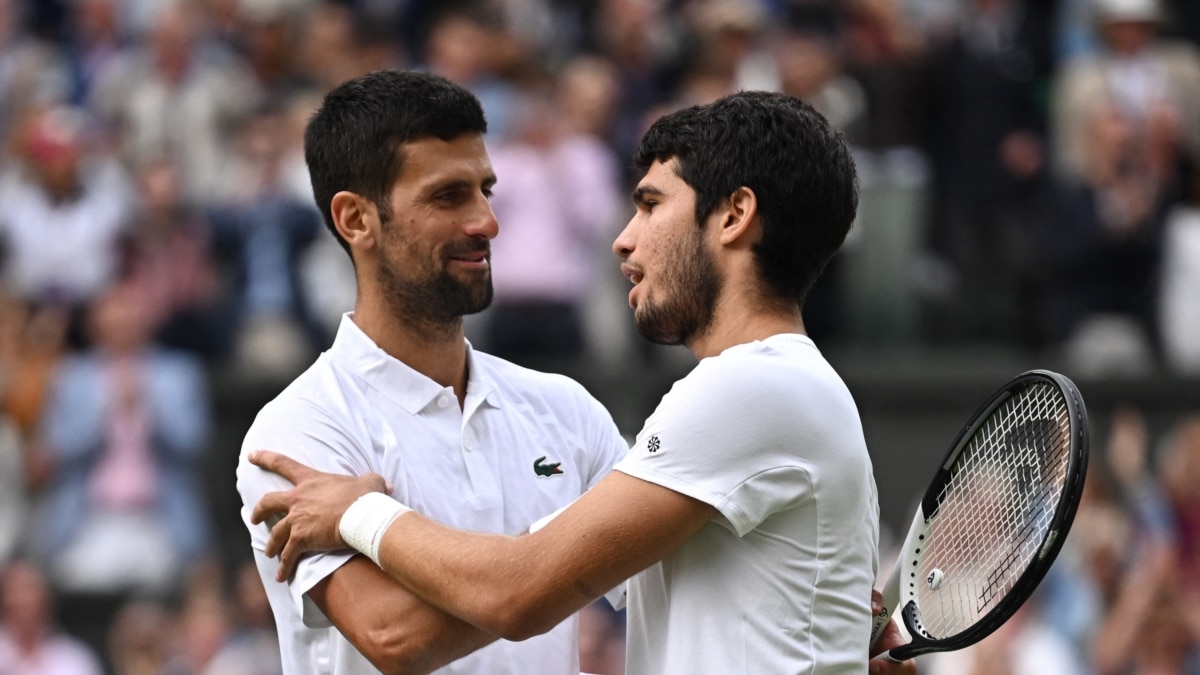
left=235, top=70, right=629, bottom=674
left=251, top=89, right=903, bottom=673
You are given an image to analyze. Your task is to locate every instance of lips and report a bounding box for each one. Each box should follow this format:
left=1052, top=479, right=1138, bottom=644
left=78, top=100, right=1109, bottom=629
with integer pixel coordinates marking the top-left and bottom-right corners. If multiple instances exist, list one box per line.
left=447, top=243, right=490, bottom=265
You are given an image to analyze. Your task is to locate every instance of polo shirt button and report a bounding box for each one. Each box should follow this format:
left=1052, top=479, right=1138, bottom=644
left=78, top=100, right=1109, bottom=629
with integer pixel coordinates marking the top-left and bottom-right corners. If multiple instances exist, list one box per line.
left=437, top=395, right=449, bottom=408
left=464, top=440, right=474, bottom=451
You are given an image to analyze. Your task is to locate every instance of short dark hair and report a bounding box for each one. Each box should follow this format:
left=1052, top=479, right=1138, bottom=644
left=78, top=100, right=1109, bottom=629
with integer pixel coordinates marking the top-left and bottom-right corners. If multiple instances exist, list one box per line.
left=304, top=70, right=488, bottom=254
left=633, top=90, right=858, bottom=306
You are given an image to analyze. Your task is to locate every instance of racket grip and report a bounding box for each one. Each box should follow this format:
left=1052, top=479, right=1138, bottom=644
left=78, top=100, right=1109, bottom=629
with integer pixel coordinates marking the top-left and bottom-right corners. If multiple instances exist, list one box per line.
left=869, top=567, right=901, bottom=650
left=869, top=607, right=891, bottom=646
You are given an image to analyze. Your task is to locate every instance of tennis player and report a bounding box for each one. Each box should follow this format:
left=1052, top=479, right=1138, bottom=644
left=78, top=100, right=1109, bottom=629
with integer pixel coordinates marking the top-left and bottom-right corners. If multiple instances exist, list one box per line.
left=252, top=90, right=906, bottom=674
left=234, top=70, right=630, bottom=674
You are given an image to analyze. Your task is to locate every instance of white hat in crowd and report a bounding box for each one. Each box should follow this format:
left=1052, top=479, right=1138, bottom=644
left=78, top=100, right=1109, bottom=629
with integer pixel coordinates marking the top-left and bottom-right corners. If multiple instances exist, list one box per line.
left=1093, top=0, right=1164, bottom=23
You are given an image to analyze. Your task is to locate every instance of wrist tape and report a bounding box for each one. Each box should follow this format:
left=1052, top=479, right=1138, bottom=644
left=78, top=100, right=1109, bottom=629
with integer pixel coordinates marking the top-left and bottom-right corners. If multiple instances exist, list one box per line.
left=339, top=492, right=411, bottom=566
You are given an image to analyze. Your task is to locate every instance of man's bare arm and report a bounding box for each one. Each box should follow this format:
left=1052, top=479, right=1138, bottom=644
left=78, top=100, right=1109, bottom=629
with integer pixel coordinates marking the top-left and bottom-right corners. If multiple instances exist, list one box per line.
left=308, top=556, right=498, bottom=675
left=251, top=450, right=718, bottom=641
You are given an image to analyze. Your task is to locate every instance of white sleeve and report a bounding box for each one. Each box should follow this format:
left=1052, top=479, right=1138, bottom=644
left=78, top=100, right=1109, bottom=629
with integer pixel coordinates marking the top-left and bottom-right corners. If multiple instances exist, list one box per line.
left=613, top=356, right=815, bottom=537
left=235, top=397, right=372, bottom=627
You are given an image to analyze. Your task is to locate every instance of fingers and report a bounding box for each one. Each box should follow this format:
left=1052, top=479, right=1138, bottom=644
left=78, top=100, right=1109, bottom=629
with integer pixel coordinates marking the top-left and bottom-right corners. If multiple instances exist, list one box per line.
left=264, top=514, right=303, bottom=582
left=278, top=535, right=302, bottom=582
left=869, top=653, right=916, bottom=675
left=869, top=618, right=904, bottom=657
left=264, top=512, right=290, bottom=559
left=251, top=489, right=291, bottom=525
left=871, top=588, right=883, bottom=617
left=249, top=450, right=316, bottom=483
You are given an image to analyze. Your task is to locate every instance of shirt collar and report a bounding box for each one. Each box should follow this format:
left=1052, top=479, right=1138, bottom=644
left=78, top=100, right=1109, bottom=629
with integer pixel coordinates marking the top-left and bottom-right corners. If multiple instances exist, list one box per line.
left=328, top=313, right=501, bottom=415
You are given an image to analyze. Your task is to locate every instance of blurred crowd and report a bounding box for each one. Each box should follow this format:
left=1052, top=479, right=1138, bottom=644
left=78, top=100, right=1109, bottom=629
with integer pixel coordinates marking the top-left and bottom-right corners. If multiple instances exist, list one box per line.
left=0, top=0, right=1198, bottom=673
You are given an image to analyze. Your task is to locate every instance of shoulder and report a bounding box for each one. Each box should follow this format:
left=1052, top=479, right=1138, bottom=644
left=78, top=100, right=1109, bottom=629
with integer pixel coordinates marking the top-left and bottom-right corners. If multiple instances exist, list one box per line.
left=663, top=338, right=861, bottom=434
left=244, top=355, right=354, bottom=434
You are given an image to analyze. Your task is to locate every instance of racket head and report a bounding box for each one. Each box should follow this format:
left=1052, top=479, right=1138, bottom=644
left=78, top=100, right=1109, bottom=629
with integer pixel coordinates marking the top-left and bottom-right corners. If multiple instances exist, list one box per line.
left=887, top=369, right=1089, bottom=660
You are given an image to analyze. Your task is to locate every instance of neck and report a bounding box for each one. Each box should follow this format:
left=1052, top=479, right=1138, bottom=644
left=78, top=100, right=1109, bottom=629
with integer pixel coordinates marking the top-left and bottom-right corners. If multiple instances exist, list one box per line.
left=686, top=298, right=805, bottom=360
left=352, top=296, right=470, bottom=402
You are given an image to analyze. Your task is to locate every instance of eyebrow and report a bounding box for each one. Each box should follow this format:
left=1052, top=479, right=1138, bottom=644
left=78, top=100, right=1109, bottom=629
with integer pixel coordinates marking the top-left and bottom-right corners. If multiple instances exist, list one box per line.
left=632, top=185, right=664, bottom=205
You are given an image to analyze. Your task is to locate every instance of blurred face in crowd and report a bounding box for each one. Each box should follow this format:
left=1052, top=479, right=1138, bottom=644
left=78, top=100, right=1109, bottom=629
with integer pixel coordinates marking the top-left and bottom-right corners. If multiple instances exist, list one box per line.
left=23, top=108, right=86, bottom=200
left=614, top=159, right=722, bottom=346
left=88, top=283, right=157, bottom=354
left=372, top=134, right=499, bottom=324
left=1100, top=19, right=1158, bottom=55
left=1, top=562, right=52, bottom=638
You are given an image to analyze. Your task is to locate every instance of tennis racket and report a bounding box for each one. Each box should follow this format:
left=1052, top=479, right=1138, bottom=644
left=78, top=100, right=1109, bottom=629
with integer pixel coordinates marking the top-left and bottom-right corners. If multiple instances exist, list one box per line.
left=869, top=369, right=1089, bottom=660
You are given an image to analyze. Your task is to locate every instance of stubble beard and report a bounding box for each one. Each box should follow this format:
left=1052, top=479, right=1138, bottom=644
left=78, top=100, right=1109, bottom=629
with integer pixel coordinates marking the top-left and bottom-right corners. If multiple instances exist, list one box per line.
left=377, top=239, right=494, bottom=336
left=633, top=229, right=721, bottom=346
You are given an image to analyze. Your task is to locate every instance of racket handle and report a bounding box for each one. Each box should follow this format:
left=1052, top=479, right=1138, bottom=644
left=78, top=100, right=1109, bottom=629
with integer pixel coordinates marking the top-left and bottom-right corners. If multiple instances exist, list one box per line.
left=869, top=606, right=891, bottom=646
left=869, top=567, right=901, bottom=648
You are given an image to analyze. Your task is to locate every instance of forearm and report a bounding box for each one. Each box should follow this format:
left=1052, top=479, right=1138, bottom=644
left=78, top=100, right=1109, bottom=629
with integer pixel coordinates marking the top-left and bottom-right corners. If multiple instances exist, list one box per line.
left=312, top=556, right=501, bottom=675
left=374, top=511, right=590, bottom=641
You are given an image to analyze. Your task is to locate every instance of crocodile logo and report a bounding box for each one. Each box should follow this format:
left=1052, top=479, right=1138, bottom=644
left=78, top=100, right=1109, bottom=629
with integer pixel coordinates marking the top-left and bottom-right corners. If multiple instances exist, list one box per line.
left=534, top=456, right=564, bottom=477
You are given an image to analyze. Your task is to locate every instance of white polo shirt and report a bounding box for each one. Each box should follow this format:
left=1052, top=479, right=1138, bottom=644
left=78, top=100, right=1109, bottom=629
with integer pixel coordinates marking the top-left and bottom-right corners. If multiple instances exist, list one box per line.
left=236, top=314, right=629, bottom=675
left=614, top=334, right=879, bottom=675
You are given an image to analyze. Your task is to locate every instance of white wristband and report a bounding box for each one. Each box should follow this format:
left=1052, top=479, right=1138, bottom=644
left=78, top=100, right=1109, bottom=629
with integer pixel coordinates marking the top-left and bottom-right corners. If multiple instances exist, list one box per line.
left=339, top=492, right=411, bottom=566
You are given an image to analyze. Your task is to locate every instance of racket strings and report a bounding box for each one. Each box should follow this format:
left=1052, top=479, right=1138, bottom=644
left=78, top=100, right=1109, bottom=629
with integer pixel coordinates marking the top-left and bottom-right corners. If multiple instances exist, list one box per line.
left=912, top=382, right=1072, bottom=639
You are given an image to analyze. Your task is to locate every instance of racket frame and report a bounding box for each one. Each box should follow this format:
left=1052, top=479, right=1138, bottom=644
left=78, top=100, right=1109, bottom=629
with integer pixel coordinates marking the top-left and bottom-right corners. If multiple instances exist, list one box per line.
left=872, top=369, right=1089, bottom=661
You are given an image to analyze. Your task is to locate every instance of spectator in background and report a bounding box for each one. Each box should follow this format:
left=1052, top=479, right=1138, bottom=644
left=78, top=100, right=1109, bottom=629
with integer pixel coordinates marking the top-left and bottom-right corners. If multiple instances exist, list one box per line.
left=106, top=598, right=175, bottom=675
left=291, top=2, right=370, bottom=94
left=61, top=0, right=125, bottom=107
left=89, top=0, right=263, bottom=204
left=421, top=5, right=523, bottom=143
left=1159, top=162, right=1200, bottom=373
left=1045, top=0, right=1200, bottom=363
left=225, top=0, right=311, bottom=100
left=921, top=0, right=1056, bottom=345
left=483, top=67, right=624, bottom=367
left=586, top=0, right=690, bottom=176
left=0, top=288, right=68, bottom=565
left=201, top=560, right=283, bottom=675
left=1046, top=99, right=1172, bottom=362
left=212, top=102, right=324, bottom=377
left=0, top=287, right=69, bottom=444
left=0, top=104, right=134, bottom=344
left=841, top=0, right=928, bottom=152
left=0, top=559, right=104, bottom=675
left=1053, top=0, right=1200, bottom=186
left=32, top=280, right=214, bottom=597
left=671, top=0, right=774, bottom=105
left=1159, top=414, right=1200, bottom=588
left=0, top=0, right=69, bottom=142
left=122, top=153, right=232, bottom=361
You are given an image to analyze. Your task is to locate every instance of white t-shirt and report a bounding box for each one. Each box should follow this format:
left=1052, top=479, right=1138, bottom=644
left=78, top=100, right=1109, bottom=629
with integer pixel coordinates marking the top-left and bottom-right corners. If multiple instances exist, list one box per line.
left=236, top=314, right=629, bottom=675
left=614, top=334, right=879, bottom=675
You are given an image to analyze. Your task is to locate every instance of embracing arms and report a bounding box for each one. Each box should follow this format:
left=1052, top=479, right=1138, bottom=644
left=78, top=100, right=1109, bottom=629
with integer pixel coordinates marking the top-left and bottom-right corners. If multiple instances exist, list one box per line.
left=249, top=450, right=916, bottom=675
left=251, top=450, right=716, bottom=641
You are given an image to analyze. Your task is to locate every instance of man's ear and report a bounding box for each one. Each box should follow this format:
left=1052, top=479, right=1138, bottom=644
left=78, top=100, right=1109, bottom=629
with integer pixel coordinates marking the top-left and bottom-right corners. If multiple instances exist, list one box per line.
left=330, top=191, right=379, bottom=251
left=718, top=186, right=759, bottom=246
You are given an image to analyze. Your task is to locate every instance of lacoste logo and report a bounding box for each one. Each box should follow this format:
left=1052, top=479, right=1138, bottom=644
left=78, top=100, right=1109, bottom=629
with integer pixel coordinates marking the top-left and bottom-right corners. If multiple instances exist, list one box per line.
left=647, top=435, right=661, bottom=453
left=533, top=456, right=563, bottom=477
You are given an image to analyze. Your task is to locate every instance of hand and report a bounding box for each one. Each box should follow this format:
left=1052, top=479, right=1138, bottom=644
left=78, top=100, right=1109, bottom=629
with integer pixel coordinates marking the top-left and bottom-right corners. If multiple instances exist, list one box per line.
left=869, top=588, right=917, bottom=675
left=249, top=450, right=390, bottom=582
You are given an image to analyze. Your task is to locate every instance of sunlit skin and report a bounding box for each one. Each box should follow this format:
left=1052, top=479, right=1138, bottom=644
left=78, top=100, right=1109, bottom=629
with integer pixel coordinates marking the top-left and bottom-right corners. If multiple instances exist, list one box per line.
left=333, top=133, right=498, bottom=401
